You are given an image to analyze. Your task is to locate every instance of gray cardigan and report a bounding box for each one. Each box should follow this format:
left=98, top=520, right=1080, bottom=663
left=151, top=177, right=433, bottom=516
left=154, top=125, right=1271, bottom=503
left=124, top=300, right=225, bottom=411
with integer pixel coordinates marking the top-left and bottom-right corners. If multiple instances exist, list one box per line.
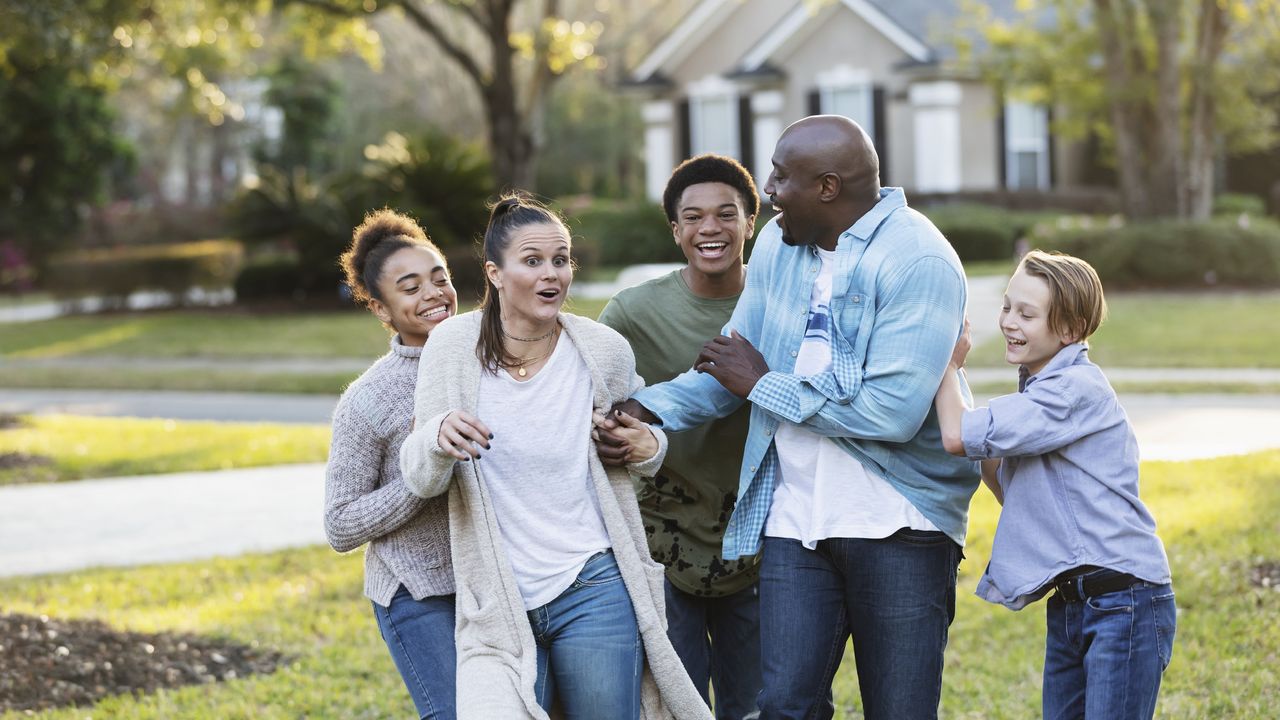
left=400, top=311, right=713, bottom=720
left=324, top=337, right=453, bottom=606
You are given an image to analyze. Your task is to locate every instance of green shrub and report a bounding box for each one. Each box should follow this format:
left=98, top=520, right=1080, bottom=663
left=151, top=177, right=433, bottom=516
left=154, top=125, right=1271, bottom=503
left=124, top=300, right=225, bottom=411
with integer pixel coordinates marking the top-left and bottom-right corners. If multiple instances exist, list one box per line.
left=233, top=259, right=303, bottom=302
left=926, top=204, right=1056, bottom=262
left=1213, top=192, right=1266, bottom=217
left=46, top=239, right=244, bottom=302
left=1029, top=216, right=1280, bottom=289
left=562, top=200, right=681, bottom=267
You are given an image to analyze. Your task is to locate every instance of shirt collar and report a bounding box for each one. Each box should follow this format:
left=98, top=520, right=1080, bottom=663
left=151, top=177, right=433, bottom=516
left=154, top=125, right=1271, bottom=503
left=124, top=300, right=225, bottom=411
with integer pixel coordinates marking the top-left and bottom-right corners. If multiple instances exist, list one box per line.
left=391, top=334, right=423, bottom=358
left=1018, top=342, right=1089, bottom=391
left=846, top=187, right=907, bottom=243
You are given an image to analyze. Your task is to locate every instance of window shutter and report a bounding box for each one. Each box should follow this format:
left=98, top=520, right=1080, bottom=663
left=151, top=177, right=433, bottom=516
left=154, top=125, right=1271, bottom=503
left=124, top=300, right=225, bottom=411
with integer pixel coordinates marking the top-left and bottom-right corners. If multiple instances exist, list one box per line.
left=738, top=95, right=754, bottom=174
left=678, top=98, right=692, bottom=160
left=873, top=85, right=888, bottom=186
left=996, top=104, right=1008, bottom=189
left=1046, top=106, right=1056, bottom=189
left=808, top=89, right=821, bottom=116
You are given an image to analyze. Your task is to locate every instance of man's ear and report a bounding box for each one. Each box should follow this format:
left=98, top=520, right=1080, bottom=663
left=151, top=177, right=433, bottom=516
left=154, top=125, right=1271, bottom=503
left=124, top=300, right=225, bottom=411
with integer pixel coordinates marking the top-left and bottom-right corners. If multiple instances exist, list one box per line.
left=818, top=172, right=842, bottom=202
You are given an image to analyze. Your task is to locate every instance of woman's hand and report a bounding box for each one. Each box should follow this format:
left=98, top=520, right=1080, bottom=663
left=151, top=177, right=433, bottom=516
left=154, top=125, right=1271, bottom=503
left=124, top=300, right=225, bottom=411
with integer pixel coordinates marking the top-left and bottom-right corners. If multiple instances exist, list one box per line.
left=950, top=318, right=972, bottom=370
left=437, top=410, right=492, bottom=461
left=592, top=409, right=658, bottom=464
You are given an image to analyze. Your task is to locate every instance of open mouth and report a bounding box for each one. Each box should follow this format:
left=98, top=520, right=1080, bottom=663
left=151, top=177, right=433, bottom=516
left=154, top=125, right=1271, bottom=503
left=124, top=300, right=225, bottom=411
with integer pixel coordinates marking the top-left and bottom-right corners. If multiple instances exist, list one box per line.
left=694, top=241, right=729, bottom=258
left=419, top=305, right=450, bottom=321
left=1006, top=337, right=1026, bottom=348
left=536, top=288, right=561, bottom=301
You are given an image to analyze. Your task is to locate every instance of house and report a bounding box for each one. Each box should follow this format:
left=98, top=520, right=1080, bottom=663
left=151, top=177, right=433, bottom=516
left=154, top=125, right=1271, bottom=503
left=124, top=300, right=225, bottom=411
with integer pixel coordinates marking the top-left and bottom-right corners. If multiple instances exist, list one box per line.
left=627, top=0, right=1086, bottom=203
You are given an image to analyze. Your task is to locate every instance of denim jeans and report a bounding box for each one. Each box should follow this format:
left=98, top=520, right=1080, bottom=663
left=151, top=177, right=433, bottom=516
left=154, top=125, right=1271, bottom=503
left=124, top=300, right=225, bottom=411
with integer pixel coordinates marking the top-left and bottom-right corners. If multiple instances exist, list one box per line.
left=371, top=586, right=457, bottom=720
left=528, top=550, right=644, bottom=719
left=664, top=578, right=763, bottom=719
left=757, top=531, right=961, bottom=720
left=1043, top=578, right=1177, bottom=720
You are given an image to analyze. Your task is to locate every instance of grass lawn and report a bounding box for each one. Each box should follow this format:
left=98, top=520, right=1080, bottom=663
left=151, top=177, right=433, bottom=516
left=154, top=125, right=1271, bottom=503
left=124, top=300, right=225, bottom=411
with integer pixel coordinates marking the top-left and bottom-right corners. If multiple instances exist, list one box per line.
left=0, top=415, right=329, bottom=486
left=2, top=450, right=1277, bottom=718
left=968, top=290, right=1280, bottom=368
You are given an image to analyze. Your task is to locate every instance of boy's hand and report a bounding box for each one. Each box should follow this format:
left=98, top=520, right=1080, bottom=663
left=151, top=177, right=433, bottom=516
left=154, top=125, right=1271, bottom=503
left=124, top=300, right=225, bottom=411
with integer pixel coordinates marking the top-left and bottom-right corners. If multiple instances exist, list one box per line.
left=950, top=319, right=972, bottom=370
left=594, top=399, right=656, bottom=466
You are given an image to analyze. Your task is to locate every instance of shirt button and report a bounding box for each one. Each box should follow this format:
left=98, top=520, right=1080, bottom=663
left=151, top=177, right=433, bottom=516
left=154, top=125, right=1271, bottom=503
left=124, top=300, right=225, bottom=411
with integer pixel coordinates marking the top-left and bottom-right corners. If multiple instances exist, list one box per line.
left=790, top=350, right=798, bottom=357
left=764, top=429, right=772, bottom=436
left=853, top=296, right=861, bottom=303
left=749, top=465, right=757, bottom=473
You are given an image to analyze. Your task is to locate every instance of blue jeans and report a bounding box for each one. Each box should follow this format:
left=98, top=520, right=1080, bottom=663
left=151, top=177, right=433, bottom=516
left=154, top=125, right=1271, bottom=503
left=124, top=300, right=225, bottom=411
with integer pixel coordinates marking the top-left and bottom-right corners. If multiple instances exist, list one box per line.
left=665, top=578, right=763, bottom=719
left=372, top=586, right=457, bottom=720
left=528, top=550, right=644, bottom=719
left=1043, top=578, right=1177, bottom=720
left=757, top=531, right=961, bottom=720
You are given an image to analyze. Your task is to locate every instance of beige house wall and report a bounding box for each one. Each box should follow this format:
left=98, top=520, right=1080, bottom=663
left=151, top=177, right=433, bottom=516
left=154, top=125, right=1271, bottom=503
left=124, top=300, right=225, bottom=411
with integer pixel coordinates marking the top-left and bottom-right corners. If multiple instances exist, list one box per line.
left=957, top=82, right=1001, bottom=191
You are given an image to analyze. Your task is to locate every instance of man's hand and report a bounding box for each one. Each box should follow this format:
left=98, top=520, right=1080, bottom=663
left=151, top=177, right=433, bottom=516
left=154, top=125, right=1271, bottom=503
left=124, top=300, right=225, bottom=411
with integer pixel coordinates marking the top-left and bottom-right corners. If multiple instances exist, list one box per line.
left=593, top=399, right=656, bottom=466
left=694, top=330, right=769, bottom=399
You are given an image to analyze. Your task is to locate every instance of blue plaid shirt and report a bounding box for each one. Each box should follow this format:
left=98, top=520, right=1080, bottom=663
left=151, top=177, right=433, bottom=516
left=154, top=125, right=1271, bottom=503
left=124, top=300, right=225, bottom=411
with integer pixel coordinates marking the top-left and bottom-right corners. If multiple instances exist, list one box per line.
left=635, top=188, right=979, bottom=560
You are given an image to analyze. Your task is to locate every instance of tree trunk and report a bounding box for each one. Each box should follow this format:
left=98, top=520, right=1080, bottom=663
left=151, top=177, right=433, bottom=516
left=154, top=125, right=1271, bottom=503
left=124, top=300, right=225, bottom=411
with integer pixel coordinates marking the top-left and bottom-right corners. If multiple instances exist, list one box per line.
left=1186, top=0, right=1229, bottom=219
left=1144, top=0, right=1185, bottom=217
left=1094, top=0, right=1155, bottom=218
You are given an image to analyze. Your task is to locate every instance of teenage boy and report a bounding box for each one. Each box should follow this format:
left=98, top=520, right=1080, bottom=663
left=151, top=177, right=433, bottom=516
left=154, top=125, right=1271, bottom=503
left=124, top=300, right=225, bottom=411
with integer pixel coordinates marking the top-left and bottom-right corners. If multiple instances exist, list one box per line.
left=598, top=154, right=762, bottom=719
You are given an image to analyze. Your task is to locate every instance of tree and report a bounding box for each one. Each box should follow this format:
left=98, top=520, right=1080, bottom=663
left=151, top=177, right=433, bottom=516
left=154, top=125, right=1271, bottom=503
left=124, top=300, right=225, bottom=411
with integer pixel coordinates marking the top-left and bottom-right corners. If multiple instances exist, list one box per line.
left=957, top=0, right=1280, bottom=220
left=290, top=0, right=607, bottom=190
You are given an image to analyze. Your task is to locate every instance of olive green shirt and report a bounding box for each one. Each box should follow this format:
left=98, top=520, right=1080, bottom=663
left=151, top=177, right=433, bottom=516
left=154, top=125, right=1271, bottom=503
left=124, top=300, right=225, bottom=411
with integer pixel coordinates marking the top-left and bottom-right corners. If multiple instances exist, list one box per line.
left=598, top=269, right=758, bottom=596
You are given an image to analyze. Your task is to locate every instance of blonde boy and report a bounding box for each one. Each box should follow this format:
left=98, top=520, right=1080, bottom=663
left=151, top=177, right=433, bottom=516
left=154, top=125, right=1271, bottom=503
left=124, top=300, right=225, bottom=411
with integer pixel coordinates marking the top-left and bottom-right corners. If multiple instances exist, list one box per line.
left=935, top=250, right=1175, bottom=720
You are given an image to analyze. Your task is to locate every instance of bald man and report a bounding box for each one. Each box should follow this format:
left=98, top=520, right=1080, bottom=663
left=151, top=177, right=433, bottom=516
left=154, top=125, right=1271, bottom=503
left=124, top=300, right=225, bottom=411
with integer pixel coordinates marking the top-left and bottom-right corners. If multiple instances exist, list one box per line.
left=600, top=116, right=978, bottom=719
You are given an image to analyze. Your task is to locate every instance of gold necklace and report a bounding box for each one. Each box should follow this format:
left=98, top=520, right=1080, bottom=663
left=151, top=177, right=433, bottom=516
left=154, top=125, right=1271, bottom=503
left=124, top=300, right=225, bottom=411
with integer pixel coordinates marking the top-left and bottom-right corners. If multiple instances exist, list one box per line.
left=505, top=324, right=559, bottom=377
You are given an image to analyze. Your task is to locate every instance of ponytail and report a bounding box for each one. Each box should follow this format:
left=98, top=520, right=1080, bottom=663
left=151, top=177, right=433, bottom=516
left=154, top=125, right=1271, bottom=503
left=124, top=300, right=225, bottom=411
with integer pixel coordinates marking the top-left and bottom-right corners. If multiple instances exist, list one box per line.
left=476, top=192, right=567, bottom=371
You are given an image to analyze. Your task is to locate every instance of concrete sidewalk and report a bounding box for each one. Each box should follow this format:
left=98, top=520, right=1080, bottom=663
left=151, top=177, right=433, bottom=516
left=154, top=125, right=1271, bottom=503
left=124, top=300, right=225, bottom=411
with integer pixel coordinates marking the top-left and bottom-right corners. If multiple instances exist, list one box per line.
left=0, top=463, right=326, bottom=578
left=3, top=392, right=1278, bottom=579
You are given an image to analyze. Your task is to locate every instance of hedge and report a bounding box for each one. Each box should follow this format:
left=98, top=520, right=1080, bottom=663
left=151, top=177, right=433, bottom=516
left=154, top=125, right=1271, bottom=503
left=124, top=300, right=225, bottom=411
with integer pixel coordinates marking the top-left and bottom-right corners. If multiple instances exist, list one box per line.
left=1028, top=216, right=1280, bottom=289
left=561, top=200, right=681, bottom=268
left=924, top=204, right=1059, bottom=262
left=46, top=239, right=244, bottom=302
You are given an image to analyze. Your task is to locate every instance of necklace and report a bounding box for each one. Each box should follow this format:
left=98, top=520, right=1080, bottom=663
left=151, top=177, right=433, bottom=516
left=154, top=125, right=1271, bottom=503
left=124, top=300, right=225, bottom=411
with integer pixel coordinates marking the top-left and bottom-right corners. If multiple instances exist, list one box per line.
left=501, top=325, right=556, bottom=343
left=504, top=324, right=559, bottom=377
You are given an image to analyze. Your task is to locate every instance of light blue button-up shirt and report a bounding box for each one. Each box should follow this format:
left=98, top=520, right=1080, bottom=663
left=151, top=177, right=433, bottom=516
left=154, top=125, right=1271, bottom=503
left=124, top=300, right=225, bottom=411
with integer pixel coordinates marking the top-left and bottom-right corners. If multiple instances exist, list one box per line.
left=962, top=343, right=1172, bottom=609
left=635, top=188, right=979, bottom=560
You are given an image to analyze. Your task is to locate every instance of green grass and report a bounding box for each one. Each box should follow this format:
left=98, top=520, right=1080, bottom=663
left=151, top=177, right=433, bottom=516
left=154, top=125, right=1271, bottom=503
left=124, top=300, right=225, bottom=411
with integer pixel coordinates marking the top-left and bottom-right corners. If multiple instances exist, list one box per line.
left=0, top=415, right=329, bottom=485
left=0, top=292, right=51, bottom=308
left=0, top=366, right=358, bottom=395
left=961, top=259, right=1015, bottom=278
left=2, top=451, right=1277, bottom=718
left=0, top=310, right=391, bottom=361
left=969, top=291, right=1280, bottom=368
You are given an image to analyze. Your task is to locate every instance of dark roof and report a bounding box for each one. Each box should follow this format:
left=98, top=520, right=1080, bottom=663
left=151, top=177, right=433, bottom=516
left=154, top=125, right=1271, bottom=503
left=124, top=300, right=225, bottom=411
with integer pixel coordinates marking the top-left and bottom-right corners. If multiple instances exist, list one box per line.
left=863, top=0, right=1024, bottom=61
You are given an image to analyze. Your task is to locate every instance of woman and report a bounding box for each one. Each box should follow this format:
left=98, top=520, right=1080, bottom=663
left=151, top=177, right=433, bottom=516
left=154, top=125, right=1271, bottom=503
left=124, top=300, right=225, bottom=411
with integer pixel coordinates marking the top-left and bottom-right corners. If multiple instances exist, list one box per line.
left=399, top=193, right=712, bottom=720
left=325, top=209, right=458, bottom=719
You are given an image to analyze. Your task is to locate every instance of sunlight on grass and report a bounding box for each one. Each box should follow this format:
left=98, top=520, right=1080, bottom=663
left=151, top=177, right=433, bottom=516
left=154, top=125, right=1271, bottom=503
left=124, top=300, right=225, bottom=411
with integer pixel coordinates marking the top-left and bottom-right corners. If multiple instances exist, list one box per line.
left=7, top=321, right=149, bottom=359
left=970, top=291, right=1280, bottom=368
left=2, top=452, right=1277, bottom=717
left=0, top=415, right=329, bottom=485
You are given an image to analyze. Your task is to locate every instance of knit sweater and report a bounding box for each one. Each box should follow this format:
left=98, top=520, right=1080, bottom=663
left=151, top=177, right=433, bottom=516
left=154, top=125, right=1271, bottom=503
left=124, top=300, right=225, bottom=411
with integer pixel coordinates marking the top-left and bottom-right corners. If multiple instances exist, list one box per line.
left=400, top=311, right=713, bottom=720
left=324, top=335, right=453, bottom=606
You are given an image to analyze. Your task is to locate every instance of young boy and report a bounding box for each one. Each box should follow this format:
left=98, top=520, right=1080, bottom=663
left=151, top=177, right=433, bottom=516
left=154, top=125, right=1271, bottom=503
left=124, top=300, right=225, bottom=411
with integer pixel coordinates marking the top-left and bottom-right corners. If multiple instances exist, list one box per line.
left=934, top=250, right=1175, bottom=720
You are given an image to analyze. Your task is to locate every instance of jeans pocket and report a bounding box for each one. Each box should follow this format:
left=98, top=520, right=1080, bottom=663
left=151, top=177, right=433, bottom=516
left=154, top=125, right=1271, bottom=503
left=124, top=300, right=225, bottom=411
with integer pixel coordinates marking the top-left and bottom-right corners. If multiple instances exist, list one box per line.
left=576, top=551, right=623, bottom=587
left=1152, top=591, right=1177, bottom=671
left=1085, top=587, right=1136, bottom=614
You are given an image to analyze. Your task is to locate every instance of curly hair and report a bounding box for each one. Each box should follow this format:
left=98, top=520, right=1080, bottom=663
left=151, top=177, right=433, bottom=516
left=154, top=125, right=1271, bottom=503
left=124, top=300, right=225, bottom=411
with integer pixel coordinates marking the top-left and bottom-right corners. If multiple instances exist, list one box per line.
left=661, top=154, right=760, bottom=223
left=339, top=209, right=444, bottom=308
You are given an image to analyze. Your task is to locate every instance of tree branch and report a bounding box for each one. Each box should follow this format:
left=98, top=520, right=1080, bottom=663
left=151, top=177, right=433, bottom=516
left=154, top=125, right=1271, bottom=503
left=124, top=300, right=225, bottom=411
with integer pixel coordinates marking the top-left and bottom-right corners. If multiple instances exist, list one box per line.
left=394, top=0, right=488, bottom=86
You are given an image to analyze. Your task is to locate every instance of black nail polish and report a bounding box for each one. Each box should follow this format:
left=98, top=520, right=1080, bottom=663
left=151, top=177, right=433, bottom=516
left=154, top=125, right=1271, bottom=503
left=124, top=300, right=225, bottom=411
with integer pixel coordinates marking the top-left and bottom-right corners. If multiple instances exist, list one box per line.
left=489, top=433, right=494, bottom=439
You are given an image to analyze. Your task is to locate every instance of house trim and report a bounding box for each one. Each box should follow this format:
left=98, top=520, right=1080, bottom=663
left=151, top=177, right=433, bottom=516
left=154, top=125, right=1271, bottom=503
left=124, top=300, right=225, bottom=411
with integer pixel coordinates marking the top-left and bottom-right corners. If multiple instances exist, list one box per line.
left=741, top=0, right=932, bottom=72
left=631, top=0, right=732, bottom=82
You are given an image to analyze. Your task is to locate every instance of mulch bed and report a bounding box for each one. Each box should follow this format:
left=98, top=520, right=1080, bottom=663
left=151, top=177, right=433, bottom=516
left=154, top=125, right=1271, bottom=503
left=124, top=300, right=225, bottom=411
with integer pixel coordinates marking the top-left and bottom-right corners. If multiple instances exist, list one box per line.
left=0, top=612, right=289, bottom=712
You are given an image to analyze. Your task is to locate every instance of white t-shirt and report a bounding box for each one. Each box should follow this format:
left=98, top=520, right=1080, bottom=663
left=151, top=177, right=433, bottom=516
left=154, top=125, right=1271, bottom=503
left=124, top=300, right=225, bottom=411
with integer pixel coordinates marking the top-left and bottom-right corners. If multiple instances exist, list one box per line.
left=476, top=337, right=610, bottom=609
left=766, top=247, right=938, bottom=548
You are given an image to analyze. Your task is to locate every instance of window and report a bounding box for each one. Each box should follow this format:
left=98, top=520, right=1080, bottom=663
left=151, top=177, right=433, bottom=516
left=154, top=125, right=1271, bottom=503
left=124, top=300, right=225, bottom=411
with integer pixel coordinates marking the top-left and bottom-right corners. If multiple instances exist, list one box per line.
left=822, top=85, right=874, bottom=138
left=690, top=94, right=739, bottom=157
left=1005, top=101, right=1050, bottom=190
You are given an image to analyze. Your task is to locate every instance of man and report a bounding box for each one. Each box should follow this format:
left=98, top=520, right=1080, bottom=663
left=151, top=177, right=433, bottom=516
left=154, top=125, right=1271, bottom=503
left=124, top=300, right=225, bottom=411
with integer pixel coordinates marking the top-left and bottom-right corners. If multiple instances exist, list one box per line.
left=600, top=116, right=978, bottom=719
left=597, top=154, right=763, bottom=719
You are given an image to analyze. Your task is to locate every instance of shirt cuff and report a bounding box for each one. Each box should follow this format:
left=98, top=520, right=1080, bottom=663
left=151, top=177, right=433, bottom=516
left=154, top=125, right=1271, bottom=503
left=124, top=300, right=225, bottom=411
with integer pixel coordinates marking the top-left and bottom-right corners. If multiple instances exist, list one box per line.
left=747, top=371, right=806, bottom=423
left=961, top=407, right=994, bottom=460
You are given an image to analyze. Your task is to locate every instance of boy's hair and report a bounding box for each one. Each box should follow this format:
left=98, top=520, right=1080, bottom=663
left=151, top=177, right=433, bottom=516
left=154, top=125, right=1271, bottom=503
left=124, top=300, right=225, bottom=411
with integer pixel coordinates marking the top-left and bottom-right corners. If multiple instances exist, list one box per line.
left=662, top=154, right=760, bottom=223
left=1018, top=249, right=1108, bottom=343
